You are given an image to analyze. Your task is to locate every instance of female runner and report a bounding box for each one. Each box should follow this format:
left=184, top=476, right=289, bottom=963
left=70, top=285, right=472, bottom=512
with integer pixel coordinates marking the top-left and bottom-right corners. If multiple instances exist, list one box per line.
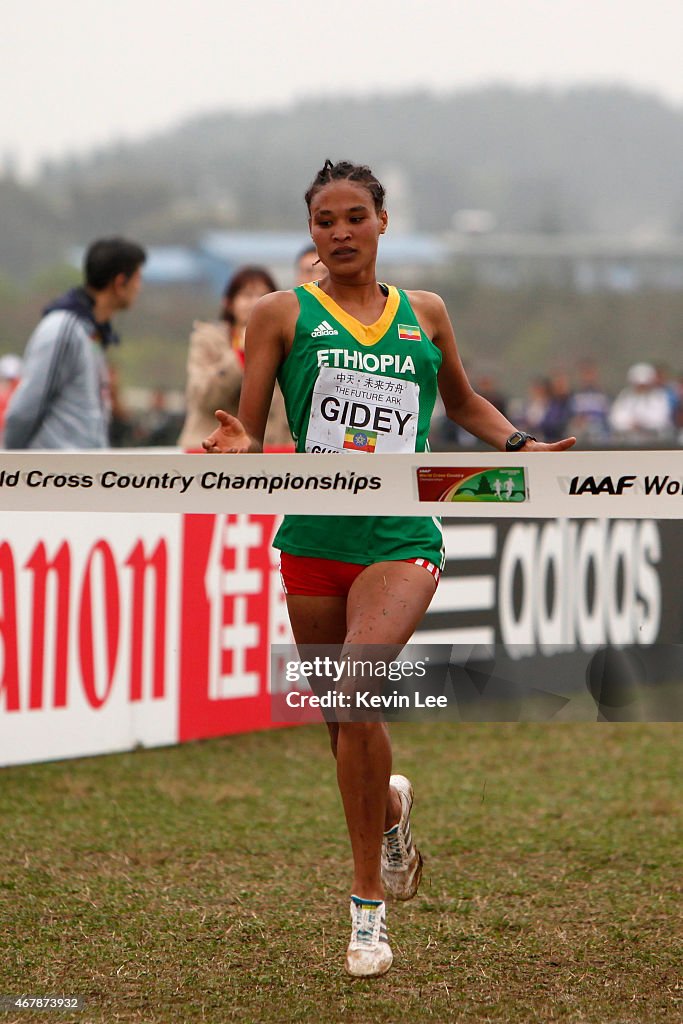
left=203, top=159, right=575, bottom=977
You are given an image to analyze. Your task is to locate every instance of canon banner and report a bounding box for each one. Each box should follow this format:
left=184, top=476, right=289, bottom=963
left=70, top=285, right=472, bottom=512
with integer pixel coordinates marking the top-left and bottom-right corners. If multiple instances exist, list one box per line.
left=0, top=511, right=293, bottom=766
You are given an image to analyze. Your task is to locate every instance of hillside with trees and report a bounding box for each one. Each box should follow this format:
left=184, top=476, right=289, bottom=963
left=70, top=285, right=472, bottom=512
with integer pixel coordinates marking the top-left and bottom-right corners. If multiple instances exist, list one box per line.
left=2, top=85, right=682, bottom=399
left=1, top=85, right=677, bottom=271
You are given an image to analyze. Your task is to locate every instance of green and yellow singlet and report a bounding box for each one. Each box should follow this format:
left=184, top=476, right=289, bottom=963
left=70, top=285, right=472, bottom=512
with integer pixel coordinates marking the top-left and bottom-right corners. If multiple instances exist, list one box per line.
left=273, top=282, right=445, bottom=567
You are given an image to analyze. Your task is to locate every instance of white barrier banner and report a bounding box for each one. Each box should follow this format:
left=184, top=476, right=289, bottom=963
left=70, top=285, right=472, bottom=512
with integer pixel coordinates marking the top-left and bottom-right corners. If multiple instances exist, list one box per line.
left=1, top=450, right=683, bottom=517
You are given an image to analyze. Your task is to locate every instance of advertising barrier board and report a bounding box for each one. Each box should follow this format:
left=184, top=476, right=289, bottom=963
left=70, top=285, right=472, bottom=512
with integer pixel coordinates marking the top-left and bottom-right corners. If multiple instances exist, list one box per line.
left=2, top=450, right=682, bottom=765
left=2, top=507, right=682, bottom=766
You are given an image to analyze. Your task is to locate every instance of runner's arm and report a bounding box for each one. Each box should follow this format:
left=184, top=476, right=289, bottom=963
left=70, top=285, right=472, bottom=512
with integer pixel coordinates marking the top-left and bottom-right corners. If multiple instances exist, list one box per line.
left=202, top=291, right=296, bottom=454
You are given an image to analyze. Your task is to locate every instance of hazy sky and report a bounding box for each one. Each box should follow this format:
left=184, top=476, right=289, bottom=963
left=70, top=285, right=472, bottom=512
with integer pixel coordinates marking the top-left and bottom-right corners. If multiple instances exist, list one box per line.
left=3, top=0, right=681, bottom=175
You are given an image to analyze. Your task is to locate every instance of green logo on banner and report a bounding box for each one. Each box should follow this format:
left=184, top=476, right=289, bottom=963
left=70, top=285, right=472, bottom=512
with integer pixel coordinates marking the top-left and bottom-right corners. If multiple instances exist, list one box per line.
left=446, top=468, right=527, bottom=502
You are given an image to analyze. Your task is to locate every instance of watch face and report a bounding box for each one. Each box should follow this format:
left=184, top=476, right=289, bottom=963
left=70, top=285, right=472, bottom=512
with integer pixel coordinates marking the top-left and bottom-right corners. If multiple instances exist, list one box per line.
left=507, top=431, right=525, bottom=449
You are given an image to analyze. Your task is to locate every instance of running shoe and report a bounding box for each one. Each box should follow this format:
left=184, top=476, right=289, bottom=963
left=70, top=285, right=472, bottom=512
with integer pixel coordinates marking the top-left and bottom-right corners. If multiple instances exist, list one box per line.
left=345, top=895, right=393, bottom=977
left=381, top=774, right=424, bottom=901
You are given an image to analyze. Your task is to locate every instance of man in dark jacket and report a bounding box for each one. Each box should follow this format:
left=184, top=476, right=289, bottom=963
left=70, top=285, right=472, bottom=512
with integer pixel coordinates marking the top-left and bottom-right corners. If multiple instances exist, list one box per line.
left=4, top=237, right=146, bottom=449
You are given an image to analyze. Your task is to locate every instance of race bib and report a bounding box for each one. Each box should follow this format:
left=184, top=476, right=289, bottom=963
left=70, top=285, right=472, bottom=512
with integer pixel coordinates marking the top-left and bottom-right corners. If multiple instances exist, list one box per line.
left=305, top=366, right=420, bottom=454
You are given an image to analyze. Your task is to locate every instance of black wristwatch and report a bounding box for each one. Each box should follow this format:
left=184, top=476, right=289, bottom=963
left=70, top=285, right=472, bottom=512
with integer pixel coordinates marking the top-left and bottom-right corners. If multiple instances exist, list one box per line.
left=505, top=430, right=536, bottom=452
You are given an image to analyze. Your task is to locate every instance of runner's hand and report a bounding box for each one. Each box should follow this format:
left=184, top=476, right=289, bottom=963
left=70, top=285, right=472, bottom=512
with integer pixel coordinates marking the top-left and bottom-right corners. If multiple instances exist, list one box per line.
left=524, top=436, right=577, bottom=451
left=202, top=410, right=252, bottom=453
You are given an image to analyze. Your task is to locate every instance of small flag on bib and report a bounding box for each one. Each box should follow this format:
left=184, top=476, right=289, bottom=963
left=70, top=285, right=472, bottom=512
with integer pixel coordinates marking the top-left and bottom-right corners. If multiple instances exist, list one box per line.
left=398, top=324, right=421, bottom=341
left=344, top=428, right=377, bottom=453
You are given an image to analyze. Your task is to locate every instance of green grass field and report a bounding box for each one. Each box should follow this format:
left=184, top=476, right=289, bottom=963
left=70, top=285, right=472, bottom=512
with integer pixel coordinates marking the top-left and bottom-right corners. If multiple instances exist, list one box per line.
left=1, top=723, right=681, bottom=1023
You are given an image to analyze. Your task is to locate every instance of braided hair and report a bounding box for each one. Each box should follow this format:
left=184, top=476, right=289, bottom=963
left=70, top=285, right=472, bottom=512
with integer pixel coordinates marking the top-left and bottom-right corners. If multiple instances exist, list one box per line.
left=305, top=160, right=386, bottom=213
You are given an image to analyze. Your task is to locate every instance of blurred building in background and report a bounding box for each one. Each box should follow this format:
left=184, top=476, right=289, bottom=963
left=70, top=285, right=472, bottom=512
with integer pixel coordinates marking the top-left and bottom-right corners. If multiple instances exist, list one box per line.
left=106, top=231, right=450, bottom=295
left=446, top=230, right=683, bottom=292
left=106, top=230, right=683, bottom=295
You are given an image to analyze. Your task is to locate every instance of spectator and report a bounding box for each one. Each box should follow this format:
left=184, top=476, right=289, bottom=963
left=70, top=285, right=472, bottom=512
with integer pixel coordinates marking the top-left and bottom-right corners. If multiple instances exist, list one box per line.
left=521, top=376, right=552, bottom=439
left=675, top=373, right=683, bottom=435
left=542, top=370, right=573, bottom=440
left=0, top=354, right=22, bottom=444
left=567, top=358, right=611, bottom=442
left=609, top=362, right=674, bottom=440
left=133, top=389, right=183, bottom=447
left=177, top=265, right=291, bottom=449
left=108, top=363, right=135, bottom=447
left=654, top=363, right=680, bottom=425
left=475, top=371, right=508, bottom=419
left=4, top=237, right=145, bottom=449
left=295, top=243, right=320, bottom=286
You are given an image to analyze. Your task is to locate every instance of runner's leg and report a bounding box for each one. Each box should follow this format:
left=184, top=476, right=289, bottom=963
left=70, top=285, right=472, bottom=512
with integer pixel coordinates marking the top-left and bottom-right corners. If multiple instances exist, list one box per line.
left=286, top=561, right=436, bottom=899
left=337, top=561, right=436, bottom=899
left=284, top=594, right=346, bottom=755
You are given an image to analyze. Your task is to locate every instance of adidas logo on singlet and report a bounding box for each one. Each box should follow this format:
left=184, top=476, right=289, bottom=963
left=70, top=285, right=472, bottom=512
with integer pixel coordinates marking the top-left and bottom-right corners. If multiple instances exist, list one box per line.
left=311, top=320, right=339, bottom=337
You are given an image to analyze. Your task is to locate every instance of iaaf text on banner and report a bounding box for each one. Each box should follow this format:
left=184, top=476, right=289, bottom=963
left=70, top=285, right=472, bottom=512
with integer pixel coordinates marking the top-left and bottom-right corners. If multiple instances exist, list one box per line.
left=1, top=450, right=683, bottom=517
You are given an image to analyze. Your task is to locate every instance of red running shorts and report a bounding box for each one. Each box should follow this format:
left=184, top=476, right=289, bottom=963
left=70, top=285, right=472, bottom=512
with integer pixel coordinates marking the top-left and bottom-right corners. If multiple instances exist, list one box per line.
left=279, top=551, right=440, bottom=597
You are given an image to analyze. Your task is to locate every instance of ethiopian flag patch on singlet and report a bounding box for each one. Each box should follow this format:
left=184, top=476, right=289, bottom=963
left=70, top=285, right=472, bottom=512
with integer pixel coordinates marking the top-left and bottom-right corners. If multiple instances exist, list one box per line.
left=398, top=324, right=421, bottom=341
left=343, top=428, right=378, bottom=453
